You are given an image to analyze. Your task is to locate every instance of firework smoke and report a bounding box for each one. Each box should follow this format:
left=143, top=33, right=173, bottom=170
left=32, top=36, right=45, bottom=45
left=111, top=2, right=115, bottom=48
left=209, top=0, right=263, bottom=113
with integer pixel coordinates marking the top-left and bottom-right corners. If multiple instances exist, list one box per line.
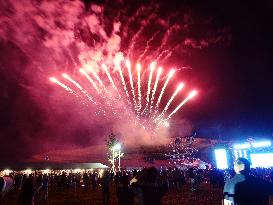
left=0, top=0, right=229, bottom=161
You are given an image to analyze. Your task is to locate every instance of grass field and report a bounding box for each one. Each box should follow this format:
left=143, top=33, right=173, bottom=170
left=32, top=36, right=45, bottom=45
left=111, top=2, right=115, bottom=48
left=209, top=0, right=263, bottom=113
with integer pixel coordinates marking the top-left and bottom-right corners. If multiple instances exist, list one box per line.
left=1, top=183, right=223, bottom=205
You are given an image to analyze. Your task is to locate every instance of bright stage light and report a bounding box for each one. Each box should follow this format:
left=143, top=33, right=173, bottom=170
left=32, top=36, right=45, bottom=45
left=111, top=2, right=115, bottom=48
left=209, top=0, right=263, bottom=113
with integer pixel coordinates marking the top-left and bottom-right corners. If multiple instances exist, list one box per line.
left=250, top=153, right=273, bottom=168
left=233, top=143, right=250, bottom=150
left=252, top=141, right=271, bottom=148
left=234, top=141, right=271, bottom=150
left=214, top=149, right=228, bottom=169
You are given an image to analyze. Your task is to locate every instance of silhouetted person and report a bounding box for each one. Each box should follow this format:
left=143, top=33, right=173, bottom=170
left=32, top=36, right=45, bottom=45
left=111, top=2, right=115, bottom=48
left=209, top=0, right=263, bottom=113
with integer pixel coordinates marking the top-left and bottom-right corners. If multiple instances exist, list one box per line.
left=83, top=173, right=89, bottom=191
left=224, top=158, right=273, bottom=205
left=60, top=172, right=67, bottom=191
left=41, top=175, right=49, bottom=201
left=18, top=177, right=35, bottom=205
left=91, top=172, right=97, bottom=190
left=133, top=169, right=138, bottom=178
left=101, top=171, right=111, bottom=205
left=116, top=171, right=133, bottom=205
left=131, top=167, right=167, bottom=205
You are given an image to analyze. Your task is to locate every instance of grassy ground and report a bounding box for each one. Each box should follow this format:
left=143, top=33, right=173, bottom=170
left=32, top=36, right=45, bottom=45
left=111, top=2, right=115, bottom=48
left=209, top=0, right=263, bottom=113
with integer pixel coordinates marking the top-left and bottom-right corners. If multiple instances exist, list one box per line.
left=1, top=183, right=223, bottom=205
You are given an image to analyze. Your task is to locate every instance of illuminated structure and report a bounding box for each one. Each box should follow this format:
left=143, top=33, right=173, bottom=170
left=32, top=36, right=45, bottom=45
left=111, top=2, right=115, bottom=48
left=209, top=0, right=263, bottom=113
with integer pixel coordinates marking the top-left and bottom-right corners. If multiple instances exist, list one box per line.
left=214, top=149, right=229, bottom=169
left=214, top=140, right=273, bottom=169
left=111, top=143, right=124, bottom=172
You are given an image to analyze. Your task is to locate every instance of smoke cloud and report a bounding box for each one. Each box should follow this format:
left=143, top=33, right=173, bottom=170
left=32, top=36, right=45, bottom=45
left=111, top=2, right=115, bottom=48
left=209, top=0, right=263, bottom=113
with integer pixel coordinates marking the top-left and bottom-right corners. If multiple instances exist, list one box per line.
left=0, top=0, right=230, bottom=163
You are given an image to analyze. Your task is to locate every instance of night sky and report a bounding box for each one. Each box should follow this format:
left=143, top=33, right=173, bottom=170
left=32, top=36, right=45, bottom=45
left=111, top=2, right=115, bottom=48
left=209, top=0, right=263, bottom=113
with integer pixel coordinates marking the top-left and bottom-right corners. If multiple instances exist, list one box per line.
left=180, top=0, right=273, bottom=139
left=0, top=0, right=272, bottom=163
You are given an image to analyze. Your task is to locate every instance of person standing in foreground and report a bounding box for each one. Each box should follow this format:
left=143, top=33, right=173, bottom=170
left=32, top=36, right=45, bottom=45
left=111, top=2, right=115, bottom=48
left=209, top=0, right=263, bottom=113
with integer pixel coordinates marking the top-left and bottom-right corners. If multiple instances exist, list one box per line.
left=102, top=171, right=111, bottom=205
left=130, top=167, right=167, bottom=205
left=223, top=157, right=273, bottom=205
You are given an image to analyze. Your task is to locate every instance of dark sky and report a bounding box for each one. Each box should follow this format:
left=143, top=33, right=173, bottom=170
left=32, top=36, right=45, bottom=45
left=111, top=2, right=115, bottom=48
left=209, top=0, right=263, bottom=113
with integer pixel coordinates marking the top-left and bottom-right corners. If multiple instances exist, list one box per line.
left=0, top=0, right=272, bottom=163
left=179, top=0, right=273, bottom=139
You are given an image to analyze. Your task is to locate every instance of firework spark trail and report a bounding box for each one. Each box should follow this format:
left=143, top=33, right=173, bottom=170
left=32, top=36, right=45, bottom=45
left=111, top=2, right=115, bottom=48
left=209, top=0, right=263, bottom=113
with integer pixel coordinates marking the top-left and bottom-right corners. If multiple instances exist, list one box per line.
left=88, top=67, right=104, bottom=86
left=112, top=60, right=138, bottom=125
left=159, top=49, right=174, bottom=63
left=67, top=48, right=78, bottom=68
left=165, top=90, right=197, bottom=120
left=138, top=31, right=160, bottom=62
left=154, top=69, right=175, bottom=113
left=62, top=73, right=95, bottom=104
left=85, top=65, right=117, bottom=107
left=149, top=67, right=162, bottom=113
left=142, top=62, right=156, bottom=115
left=62, top=73, right=108, bottom=116
left=156, top=83, right=184, bottom=121
left=102, top=64, right=137, bottom=120
left=124, top=6, right=156, bottom=57
left=50, top=77, right=78, bottom=96
left=155, top=49, right=171, bottom=63
left=153, top=24, right=180, bottom=61
left=127, top=25, right=145, bottom=59
left=137, top=63, right=142, bottom=113
left=50, top=56, right=197, bottom=134
left=115, top=61, right=131, bottom=101
left=122, top=5, right=146, bottom=37
left=126, top=12, right=156, bottom=59
left=79, top=68, right=116, bottom=115
left=49, top=77, right=94, bottom=110
left=160, top=44, right=181, bottom=63
left=81, top=64, right=136, bottom=121
left=102, top=64, right=121, bottom=98
left=126, top=60, right=138, bottom=113
left=79, top=69, right=99, bottom=92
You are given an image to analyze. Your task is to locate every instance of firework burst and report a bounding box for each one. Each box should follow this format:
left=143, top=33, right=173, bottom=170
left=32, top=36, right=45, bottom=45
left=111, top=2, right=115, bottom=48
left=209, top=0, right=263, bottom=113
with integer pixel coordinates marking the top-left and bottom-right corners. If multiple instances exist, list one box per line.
left=50, top=59, right=197, bottom=136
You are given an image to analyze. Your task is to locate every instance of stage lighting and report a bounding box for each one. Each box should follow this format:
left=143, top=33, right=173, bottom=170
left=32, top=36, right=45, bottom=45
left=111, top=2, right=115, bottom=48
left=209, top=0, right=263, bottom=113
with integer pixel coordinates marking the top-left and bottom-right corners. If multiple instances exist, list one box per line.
left=214, top=149, right=228, bottom=169
left=250, top=153, right=273, bottom=168
left=233, top=143, right=250, bottom=149
left=252, top=141, right=271, bottom=148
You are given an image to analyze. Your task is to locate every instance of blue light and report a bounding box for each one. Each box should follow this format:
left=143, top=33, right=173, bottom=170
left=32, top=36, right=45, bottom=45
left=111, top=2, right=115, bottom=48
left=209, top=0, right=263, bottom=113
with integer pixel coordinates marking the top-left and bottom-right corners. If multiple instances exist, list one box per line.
left=234, top=143, right=250, bottom=149
left=250, top=153, right=273, bottom=168
left=233, top=141, right=271, bottom=150
left=251, top=141, right=271, bottom=148
left=215, top=149, right=228, bottom=169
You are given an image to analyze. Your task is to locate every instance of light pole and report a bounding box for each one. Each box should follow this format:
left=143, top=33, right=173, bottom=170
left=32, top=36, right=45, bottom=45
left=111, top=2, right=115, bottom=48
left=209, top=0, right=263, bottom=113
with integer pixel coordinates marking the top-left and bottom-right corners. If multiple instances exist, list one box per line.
left=112, top=143, right=121, bottom=172
left=112, top=147, right=115, bottom=172
left=118, top=148, right=121, bottom=171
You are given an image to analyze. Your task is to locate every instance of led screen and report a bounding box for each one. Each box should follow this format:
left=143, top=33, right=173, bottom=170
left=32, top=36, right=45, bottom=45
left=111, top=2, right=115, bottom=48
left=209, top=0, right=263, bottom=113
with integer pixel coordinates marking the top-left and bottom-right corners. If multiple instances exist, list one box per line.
left=215, top=149, right=228, bottom=169
left=250, top=153, right=273, bottom=168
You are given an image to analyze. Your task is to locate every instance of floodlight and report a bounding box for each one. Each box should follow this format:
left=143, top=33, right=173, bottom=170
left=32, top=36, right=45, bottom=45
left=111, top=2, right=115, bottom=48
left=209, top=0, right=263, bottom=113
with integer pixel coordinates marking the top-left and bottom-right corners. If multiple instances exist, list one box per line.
left=250, top=153, right=273, bottom=168
left=252, top=141, right=271, bottom=148
left=214, top=149, right=228, bottom=169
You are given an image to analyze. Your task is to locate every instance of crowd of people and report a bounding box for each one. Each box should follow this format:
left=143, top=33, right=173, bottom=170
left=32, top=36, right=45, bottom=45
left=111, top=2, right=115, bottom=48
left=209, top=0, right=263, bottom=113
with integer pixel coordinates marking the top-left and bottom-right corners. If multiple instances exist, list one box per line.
left=1, top=159, right=273, bottom=205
